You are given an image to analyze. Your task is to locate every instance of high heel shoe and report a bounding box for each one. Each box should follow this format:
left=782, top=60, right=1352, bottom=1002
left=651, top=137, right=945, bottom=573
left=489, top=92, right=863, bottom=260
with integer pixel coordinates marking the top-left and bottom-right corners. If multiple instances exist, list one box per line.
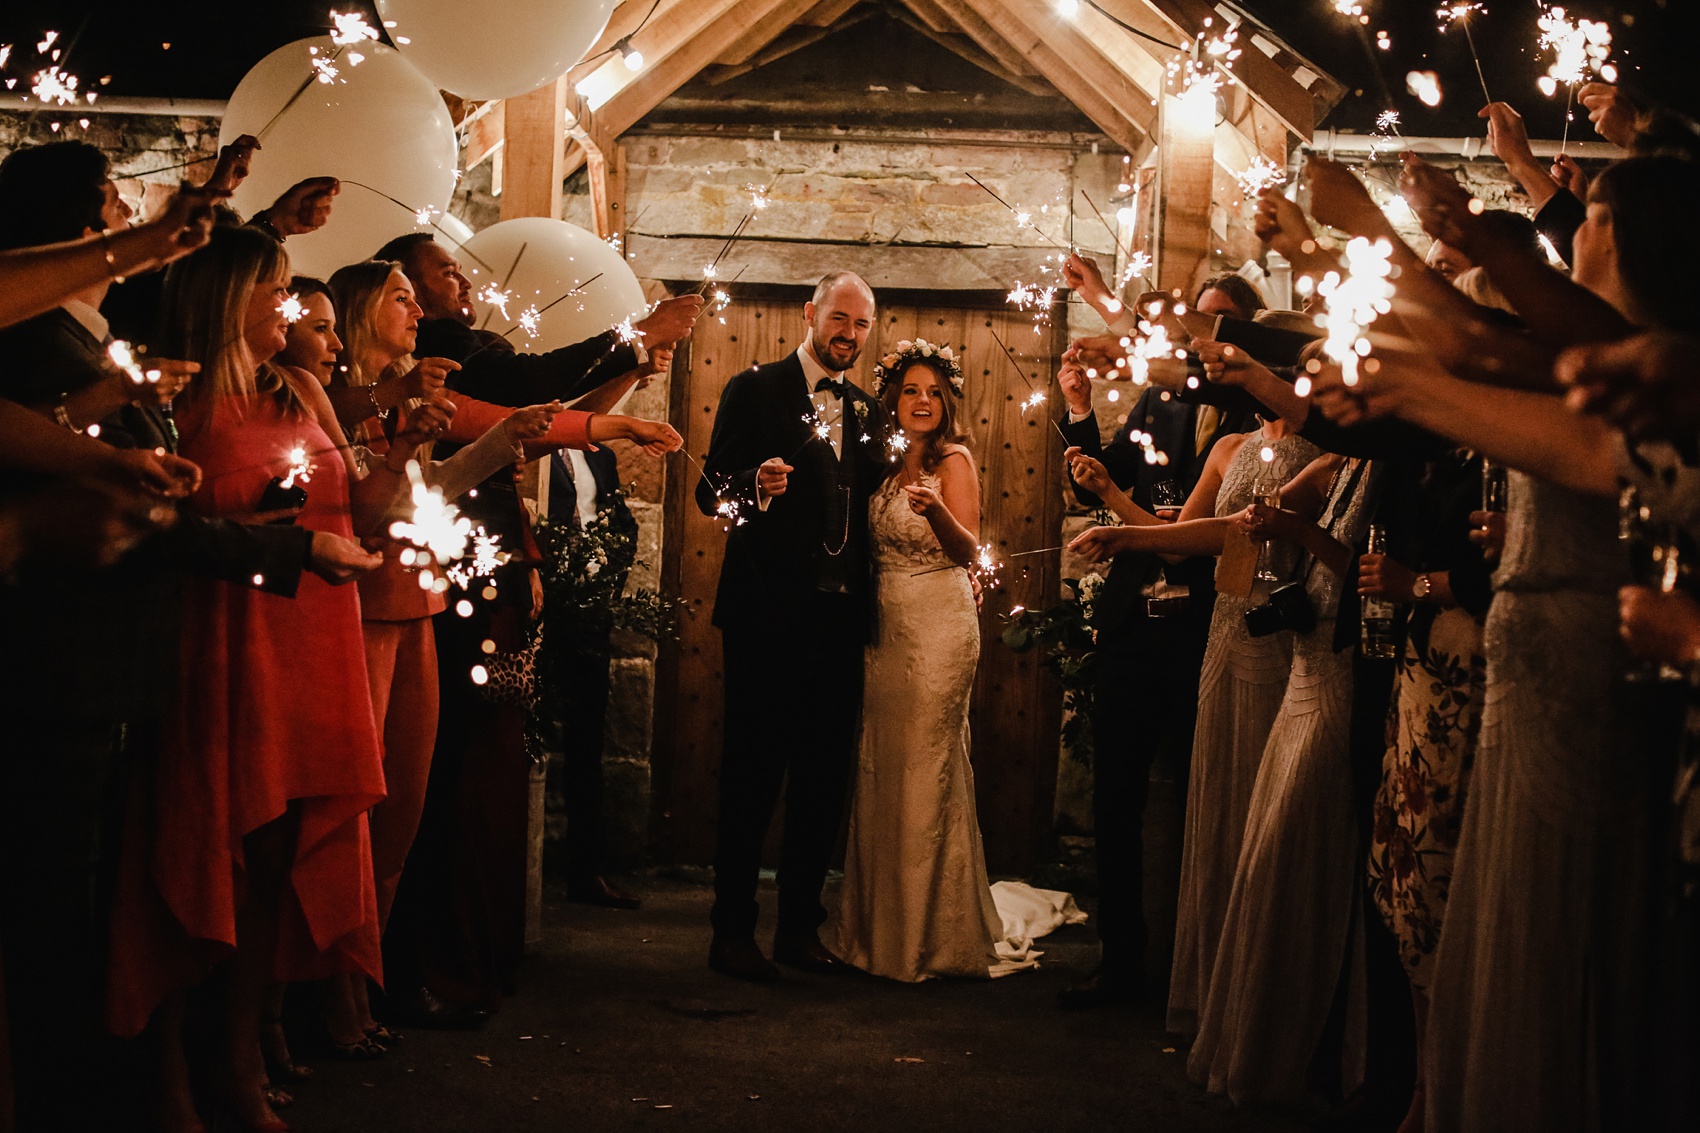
left=213, top=1079, right=291, bottom=1133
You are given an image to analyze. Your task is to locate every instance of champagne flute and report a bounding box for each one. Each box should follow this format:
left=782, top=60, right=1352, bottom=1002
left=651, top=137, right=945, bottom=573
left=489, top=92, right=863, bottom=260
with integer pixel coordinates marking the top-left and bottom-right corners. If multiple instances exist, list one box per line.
left=1252, top=475, right=1282, bottom=582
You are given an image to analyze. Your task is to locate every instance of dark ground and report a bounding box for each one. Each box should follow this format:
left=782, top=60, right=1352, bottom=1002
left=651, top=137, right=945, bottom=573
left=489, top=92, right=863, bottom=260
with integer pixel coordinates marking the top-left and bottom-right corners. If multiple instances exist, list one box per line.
left=280, top=873, right=1306, bottom=1133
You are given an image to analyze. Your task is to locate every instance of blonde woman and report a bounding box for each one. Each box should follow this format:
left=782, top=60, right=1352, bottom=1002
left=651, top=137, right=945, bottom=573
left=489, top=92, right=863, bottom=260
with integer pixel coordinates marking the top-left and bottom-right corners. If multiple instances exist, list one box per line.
left=107, top=225, right=386, bottom=1133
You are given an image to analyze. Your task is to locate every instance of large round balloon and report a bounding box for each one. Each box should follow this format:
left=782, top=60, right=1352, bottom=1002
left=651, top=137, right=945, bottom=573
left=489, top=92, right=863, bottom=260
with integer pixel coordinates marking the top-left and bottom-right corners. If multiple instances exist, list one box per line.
left=376, top=0, right=617, bottom=102
left=220, top=37, right=459, bottom=278
left=460, top=217, right=647, bottom=356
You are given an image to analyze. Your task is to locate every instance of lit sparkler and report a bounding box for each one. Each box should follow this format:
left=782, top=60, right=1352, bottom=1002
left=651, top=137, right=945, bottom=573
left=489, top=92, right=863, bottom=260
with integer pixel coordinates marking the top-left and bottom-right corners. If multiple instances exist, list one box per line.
left=1537, top=6, right=1615, bottom=94
left=1021, top=390, right=1047, bottom=413
left=1437, top=4, right=1493, bottom=104
left=614, top=317, right=641, bottom=345
left=281, top=444, right=313, bottom=490
left=517, top=305, right=542, bottom=338
left=1118, top=250, right=1154, bottom=292
left=278, top=293, right=306, bottom=324
left=31, top=66, right=78, bottom=105
left=309, top=50, right=340, bottom=85
left=1235, top=155, right=1288, bottom=200
left=389, top=460, right=473, bottom=569
left=414, top=204, right=439, bottom=225
left=971, top=544, right=1004, bottom=591
left=1316, top=236, right=1396, bottom=387
left=329, top=10, right=382, bottom=48
left=445, top=527, right=510, bottom=589
left=476, top=283, right=513, bottom=320
left=887, top=430, right=911, bottom=463
left=747, top=185, right=771, bottom=210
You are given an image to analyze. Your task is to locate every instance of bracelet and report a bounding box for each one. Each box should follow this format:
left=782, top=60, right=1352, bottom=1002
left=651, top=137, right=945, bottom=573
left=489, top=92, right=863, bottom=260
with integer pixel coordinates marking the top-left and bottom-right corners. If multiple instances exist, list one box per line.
left=250, top=212, right=285, bottom=244
left=366, top=384, right=391, bottom=421
left=99, top=230, right=127, bottom=285
left=53, top=400, right=77, bottom=430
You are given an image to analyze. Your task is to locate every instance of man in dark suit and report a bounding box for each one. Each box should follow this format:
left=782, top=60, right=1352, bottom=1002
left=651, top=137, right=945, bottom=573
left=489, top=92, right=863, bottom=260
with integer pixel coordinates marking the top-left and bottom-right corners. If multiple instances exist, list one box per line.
left=542, top=443, right=643, bottom=909
left=1056, top=364, right=1253, bottom=1007
left=695, top=271, right=886, bottom=981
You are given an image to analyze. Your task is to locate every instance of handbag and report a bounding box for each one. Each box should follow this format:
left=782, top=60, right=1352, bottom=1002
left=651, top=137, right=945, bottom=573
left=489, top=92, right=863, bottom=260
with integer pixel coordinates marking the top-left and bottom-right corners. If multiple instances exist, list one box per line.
left=475, top=623, right=541, bottom=711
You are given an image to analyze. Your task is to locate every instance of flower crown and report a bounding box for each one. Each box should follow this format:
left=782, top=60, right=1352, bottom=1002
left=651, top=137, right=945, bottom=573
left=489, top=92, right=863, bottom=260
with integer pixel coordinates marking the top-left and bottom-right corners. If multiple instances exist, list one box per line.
left=872, top=338, right=965, bottom=397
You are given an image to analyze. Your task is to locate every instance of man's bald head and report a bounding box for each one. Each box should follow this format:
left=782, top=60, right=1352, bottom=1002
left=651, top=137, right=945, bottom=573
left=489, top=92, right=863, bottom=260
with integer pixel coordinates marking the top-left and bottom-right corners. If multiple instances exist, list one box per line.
left=804, top=271, right=876, bottom=372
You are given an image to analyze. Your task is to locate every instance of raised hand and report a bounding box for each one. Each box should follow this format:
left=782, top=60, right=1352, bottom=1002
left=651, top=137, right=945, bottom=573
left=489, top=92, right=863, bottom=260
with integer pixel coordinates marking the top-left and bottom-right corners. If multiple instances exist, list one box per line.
left=757, top=456, right=792, bottom=499
left=1479, top=103, right=1538, bottom=168
left=1305, top=156, right=1394, bottom=241
left=632, top=295, right=705, bottom=348
left=1192, top=340, right=1267, bottom=388
left=306, top=530, right=384, bottom=584
left=502, top=401, right=562, bottom=443
left=206, top=134, right=260, bottom=194
left=1057, top=359, right=1093, bottom=416
left=1578, top=83, right=1637, bottom=148
left=1068, top=335, right=1130, bottom=378
left=117, top=358, right=199, bottom=407
left=398, top=356, right=460, bottom=402
left=636, top=345, right=674, bottom=388
left=133, top=182, right=227, bottom=266
left=618, top=417, right=684, bottom=456
left=1549, top=154, right=1590, bottom=200
left=1064, top=445, right=1114, bottom=497
left=1254, top=188, right=1321, bottom=262
left=1398, top=154, right=1479, bottom=251
left=904, top=482, right=944, bottom=518
left=1061, top=253, right=1114, bottom=313
left=1557, top=329, right=1700, bottom=441
left=255, top=177, right=340, bottom=238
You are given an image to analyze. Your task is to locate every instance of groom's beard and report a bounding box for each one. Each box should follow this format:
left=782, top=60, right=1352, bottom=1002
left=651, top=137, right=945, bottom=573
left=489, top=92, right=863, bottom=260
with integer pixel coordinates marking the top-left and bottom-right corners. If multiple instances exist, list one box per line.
left=812, top=331, right=862, bottom=371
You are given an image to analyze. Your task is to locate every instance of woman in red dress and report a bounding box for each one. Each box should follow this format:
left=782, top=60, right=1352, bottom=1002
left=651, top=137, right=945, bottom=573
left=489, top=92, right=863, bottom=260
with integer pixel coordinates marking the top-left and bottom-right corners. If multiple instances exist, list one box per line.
left=108, top=226, right=386, bottom=1133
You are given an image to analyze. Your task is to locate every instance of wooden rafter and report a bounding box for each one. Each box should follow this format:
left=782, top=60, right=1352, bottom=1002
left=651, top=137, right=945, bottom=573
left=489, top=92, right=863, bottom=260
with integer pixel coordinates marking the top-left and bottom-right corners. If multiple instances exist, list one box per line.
left=704, top=7, right=880, bottom=85
left=934, top=0, right=1157, bottom=153
left=888, top=9, right=1053, bottom=96
left=1139, top=0, right=1317, bottom=140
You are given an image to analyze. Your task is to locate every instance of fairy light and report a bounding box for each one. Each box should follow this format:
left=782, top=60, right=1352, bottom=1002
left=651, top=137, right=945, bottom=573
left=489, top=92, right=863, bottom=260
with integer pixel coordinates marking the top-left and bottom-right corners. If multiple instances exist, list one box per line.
left=280, top=444, right=313, bottom=490
left=1317, top=236, right=1396, bottom=387
left=1236, top=155, right=1288, bottom=199
left=1333, top=2, right=1364, bottom=16
left=278, top=293, right=306, bottom=324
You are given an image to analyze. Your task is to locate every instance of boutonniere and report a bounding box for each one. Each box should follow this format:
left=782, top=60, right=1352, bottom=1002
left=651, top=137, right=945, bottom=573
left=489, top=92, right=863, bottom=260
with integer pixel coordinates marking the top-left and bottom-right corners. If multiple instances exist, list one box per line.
left=853, top=400, right=869, bottom=425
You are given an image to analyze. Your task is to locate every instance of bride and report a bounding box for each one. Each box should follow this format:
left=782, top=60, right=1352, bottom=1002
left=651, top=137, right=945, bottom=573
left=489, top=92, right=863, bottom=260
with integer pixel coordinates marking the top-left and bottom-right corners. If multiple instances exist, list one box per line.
left=834, top=339, right=1080, bottom=981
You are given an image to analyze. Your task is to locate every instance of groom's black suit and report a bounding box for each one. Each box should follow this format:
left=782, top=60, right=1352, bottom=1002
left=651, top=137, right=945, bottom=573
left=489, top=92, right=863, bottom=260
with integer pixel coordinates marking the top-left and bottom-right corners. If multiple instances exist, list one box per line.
left=696, top=349, right=887, bottom=944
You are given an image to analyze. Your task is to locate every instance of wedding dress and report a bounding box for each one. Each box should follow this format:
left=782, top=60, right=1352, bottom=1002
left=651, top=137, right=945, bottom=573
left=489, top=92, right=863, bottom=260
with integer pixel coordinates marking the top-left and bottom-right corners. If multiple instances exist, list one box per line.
left=835, top=472, right=1082, bottom=981
left=1167, top=427, right=1320, bottom=1038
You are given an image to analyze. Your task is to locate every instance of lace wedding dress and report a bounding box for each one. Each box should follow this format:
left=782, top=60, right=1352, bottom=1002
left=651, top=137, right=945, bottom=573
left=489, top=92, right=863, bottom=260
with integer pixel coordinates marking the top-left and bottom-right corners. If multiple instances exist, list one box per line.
left=835, top=472, right=1082, bottom=981
left=1167, top=427, right=1320, bottom=1038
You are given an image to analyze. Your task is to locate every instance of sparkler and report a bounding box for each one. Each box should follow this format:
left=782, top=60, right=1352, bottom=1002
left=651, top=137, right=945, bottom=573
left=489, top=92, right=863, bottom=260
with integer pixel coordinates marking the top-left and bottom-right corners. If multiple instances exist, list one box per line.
left=479, top=239, right=529, bottom=330
left=106, top=340, right=153, bottom=386
left=1436, top=4, right=1493, bottom=104
left=516, top=305, right=542, bottom=338
left=886, top=430, right=911, bottom=464
left=280, top=444, right=314, bottom=490
left=1316, top=236, right=1396, bottom=387
left=476, top=283, right=513, bottom=320
left=676, top=447, right=747, bottom=529
left=1235, top=155, right=1288, bottom=200
left=1536, top=6, right=1614, bottom=154
left=1118, top=251, right=1154, bottom=293
left=445, top=528, right=510, bottom=589
left=911, top=543, right=1004, bottom=587
left=988, top=329, right=1070, bottom=443
left=692, top=178, right=778, bottom=296
left=31, top=66, right=80, bottom=106
left=963, top=172, right=1069, bottom=251
left=329, top=10, right=381, bottom=47
left=278, top=293, right=306, bottom=324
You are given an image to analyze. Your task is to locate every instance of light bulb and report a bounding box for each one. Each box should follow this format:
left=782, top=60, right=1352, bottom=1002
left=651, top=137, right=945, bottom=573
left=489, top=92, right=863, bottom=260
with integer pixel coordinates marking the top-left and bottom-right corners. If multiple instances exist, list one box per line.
left=1058, top=0, right=1080, bottom=15
left=618, top=37, right=643, bottom=71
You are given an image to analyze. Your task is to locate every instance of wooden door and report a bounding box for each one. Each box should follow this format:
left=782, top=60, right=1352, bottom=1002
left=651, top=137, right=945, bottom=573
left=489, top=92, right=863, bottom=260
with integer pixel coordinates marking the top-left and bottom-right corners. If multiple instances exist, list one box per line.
left=654, top=292, right=1066, bottom=873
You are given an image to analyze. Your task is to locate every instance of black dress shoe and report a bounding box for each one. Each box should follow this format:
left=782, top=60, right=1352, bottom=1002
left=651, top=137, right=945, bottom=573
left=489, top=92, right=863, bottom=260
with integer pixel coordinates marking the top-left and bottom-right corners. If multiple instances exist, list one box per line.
left=385, top=986, right=492, bottom=1030
left=771, top=935, right=848, bottom=975
left=708, top=938, right=781, bottom=982
left=1056, top=970, right=1145, bottom=1010
left=566, top=876, right=642, bottom=910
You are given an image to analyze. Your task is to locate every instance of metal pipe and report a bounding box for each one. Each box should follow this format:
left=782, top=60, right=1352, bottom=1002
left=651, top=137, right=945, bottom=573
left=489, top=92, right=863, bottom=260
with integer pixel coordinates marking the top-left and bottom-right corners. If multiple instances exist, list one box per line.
left=1310, top=128, right=1621, bottom=160
left=0, top=95, right=227, bottom=117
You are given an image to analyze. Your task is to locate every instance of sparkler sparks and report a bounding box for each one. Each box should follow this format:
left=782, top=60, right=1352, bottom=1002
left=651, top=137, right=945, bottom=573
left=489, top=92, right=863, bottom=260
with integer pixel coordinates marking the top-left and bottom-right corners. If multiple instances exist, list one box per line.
left=389, top=461, right=473, bottom=570
left=278, top=293, right=306, bottom=324
left=1437, top=4, right=1493, bottom=103
left=1317, top=236, right=1396, bottom=387
left=1021, top=390, right=1048, bottom=413
left=280, top=444, right=313, bottom=490
left=1376, top=110, right=1402, bottom=134
left=614, top=317, right=641, bottom=345
left=1118, top=250, right=1154, bottom=291
left=309, top=51, right=340, bottom=85
left=414, top=204, right=439, bottom=225
left=1235, top=155, right=1288, bottom=200
left=329, top=10, right=381, bottom=48
left=887, top=431, right=911, bottom=463
left=31, top=66, right=79, bottom=105
left=445, top=528, right=510, bottom=589
left=106, top=340, right=152, bottom=385
left=1537, top=6, right=1616, bottom=94
left=517, top=305, right=541, bottom=338
left=476, top=284, right=512, bottom=320
left=971, top=544, right=1004, bottom=591
left=747, top=185, right=771, bottom=210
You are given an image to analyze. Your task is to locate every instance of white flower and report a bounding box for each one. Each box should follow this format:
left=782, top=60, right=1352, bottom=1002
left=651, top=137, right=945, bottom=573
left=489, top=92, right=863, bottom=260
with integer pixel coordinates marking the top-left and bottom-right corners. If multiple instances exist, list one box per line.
left=585, top=560, right=601, bottom=578
left=939, top=346, right=954, bottom=361
left=896, top=339, right=913, bottom=352
left=921, top=342, right=935, bottom=356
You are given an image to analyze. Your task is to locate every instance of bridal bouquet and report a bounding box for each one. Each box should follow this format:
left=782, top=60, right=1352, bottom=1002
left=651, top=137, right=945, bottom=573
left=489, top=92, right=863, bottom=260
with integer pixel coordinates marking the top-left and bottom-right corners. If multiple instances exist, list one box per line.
left=1000, top=572, right=1104, bottom=766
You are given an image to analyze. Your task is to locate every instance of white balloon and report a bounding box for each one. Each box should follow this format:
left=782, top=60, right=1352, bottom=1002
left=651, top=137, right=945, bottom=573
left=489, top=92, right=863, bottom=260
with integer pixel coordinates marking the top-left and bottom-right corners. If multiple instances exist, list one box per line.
left=220, top=37, right=459, bottom=278
left=459, top=217, right=647, bottom=356
left=376, top=0, right=617, bottom=102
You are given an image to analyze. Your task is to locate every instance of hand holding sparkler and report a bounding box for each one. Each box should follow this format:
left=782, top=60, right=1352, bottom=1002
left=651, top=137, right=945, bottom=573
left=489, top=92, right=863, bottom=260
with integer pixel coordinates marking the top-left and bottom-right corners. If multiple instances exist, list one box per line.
left=1057, top=358, right=1094, bottom=417
left=630, top=294, right=706, bottom=349
left=305, top=529, right=384, bottom=585
left=637, top=345, right=674, bottom=387
left=756, top=457, right=792, bottom=500
left=591, top=416, right=684, bottom=457
left=1067, top=524, right=1138, bottom=564
left=1254, top=189, right=1333, bottom=273
left=1549, top=155, right=1589, bottom=200
left=394, top=356, right=460, bottom=403
left=501, top=401, right=564, bottom=444
left=904, top=481, right=946, bottom=519
left=1060, top=254, right=1120, bottom=323
left=101, top=446, right=202, bottom=499
left=252, top=176, right=340, bottom=239
left=1064, top=446, right=1115, bottom=498
left=1397, top=154, right=1484, bottom=252
left=389, top=396, right=456, bottom=458
left=206, top=134, right=261, bottom=195
left=1557, top=329, right=1700, bottom=442
left=1576, top=82, right=1635, bottom=148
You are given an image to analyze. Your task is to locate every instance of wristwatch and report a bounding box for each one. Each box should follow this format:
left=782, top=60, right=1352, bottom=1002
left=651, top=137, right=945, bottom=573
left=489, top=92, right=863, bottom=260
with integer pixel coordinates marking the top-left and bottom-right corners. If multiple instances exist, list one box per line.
left=1412, top=572, right=1433, bottom=602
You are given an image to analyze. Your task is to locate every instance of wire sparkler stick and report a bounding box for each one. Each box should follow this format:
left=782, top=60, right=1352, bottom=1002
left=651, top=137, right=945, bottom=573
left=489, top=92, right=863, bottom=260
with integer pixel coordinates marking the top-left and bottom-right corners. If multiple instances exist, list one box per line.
left=457, top=271, right=607, bottom=366
left=988, top=328, right=1071, bottom=444
left=1462, top=18, right=1493, bottom=105
left=479, top=240, right=528, bottom=330
left=963, top=172, right=1069, bottom=251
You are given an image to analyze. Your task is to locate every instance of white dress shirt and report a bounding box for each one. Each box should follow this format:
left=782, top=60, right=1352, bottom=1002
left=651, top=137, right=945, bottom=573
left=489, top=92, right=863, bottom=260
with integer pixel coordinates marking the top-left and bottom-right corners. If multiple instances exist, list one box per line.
left=62, top=298, right=110, bottom=344
left=567, top=447, right=600, bottom=527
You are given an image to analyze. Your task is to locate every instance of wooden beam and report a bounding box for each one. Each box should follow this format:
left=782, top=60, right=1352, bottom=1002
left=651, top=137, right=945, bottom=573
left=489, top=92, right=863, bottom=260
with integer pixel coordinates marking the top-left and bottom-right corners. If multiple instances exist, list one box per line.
left=706, top=8, right=878, bottom=84
left=799, top=0, right=864, bottom=25
left=1139, top=0, right=1316, bottom=141
left=902, top=0, right=965, bottom=35
left=938, top=0, right=1156, bottom=151
left=890, top=10, right=1053, bottom=95
left=592, top=0, right=821, bottom=138
left=916, top=0, right=1043, bottom=83
left=500, top=76, right=568, bottom=221
left=462, top=100, right=505, bottom=174
left=1155, top=93, right=1215, bottom=296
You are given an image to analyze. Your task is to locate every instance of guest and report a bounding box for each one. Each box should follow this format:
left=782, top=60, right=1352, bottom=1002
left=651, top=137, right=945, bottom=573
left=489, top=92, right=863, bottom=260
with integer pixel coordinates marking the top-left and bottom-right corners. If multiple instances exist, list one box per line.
left=105, top=226, right=387, bottom=1133
left=1053, top=252, right=1256, bottom=1006
left=276, top=276, right=341, bottom=387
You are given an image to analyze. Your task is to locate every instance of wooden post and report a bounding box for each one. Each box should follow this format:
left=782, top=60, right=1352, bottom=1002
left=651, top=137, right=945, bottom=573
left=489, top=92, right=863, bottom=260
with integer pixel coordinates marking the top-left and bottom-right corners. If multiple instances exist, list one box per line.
left=1155, top=92, right=1215, bottom=298
left=500, top=76, right=568, bottom=222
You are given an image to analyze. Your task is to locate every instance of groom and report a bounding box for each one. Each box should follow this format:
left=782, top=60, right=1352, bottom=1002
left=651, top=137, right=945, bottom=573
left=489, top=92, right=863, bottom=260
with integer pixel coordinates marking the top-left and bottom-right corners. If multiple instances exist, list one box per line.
left=695, top=271, right=885, bottom=981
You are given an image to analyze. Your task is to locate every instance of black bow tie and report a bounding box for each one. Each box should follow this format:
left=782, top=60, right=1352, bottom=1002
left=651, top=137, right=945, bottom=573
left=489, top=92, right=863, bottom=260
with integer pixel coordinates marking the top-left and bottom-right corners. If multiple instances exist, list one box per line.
left=813, top=377, right=845, bottom=399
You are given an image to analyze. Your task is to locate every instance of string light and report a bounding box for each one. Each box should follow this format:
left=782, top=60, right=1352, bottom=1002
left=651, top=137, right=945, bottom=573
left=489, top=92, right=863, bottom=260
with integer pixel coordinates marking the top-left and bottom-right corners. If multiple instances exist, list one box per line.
left=616, top=36, right=644, bottom=72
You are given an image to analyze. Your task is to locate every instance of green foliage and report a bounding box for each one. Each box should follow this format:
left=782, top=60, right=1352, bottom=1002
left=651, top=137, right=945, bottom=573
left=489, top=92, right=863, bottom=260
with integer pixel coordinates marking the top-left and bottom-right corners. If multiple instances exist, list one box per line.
left=1000, top=573, right=1104, bottom=765
left=532, top=491, right=682, bottom=651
